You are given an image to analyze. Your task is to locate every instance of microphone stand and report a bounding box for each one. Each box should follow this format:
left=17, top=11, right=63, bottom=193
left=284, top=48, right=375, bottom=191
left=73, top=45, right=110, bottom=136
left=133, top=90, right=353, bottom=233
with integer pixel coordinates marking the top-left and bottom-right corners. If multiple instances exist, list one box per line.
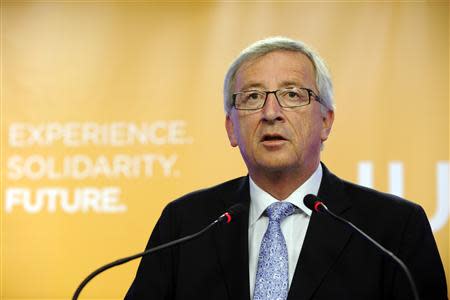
left=304, top=194, right=420, bottom=300
left=320, top=205, right=420, bottom=300
left=72, top=205, right=242, bottom=300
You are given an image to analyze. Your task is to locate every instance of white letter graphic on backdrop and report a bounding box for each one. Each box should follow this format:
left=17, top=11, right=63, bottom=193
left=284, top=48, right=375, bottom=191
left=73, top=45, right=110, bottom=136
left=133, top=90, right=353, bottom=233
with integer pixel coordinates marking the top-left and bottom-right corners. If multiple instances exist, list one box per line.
left=357, top=161, right=449, bottom=232
left=431, top=162, right=449, bottom=232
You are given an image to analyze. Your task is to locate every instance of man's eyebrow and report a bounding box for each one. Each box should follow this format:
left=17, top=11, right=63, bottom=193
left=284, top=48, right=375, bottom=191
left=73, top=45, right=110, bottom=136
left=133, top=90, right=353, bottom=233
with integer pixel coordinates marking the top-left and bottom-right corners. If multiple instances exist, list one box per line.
left=238, top=80, right=303, bottom=91
left=239, top=82, right=265, bottom=91
left=279, top=80, right=302, bottom=87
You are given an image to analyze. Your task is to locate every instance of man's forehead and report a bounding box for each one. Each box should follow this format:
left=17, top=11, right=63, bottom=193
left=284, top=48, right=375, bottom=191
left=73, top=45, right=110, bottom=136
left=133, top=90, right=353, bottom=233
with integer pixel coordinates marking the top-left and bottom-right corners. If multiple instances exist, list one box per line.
left=236, top=80, right=306, bottom=91
left=234, top=50, right=316, bottom=90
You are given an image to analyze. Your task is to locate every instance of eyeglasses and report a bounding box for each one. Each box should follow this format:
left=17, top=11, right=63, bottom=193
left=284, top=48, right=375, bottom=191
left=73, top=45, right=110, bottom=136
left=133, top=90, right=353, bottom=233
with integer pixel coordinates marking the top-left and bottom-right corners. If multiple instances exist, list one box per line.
left=232, top=87, right=322, bottom=110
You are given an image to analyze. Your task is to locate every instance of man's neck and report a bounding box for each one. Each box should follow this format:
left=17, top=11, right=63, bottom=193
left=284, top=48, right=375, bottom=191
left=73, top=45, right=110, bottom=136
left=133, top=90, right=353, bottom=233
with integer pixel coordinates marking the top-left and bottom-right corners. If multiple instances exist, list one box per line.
left=249, top=162, right=320, bottom=200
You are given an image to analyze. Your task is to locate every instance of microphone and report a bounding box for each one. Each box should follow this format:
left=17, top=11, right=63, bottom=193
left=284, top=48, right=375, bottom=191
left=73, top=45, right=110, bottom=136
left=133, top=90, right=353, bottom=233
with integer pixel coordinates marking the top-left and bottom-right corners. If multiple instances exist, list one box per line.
left=303, top=194, right=420, bottom=300
left=72, top=203, right=245, bottom=300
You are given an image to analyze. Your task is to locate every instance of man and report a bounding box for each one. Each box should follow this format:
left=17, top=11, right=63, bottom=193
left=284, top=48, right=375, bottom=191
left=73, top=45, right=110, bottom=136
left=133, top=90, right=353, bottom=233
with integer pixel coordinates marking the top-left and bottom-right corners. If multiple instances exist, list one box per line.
left=125, top=37, right=447, bottom=300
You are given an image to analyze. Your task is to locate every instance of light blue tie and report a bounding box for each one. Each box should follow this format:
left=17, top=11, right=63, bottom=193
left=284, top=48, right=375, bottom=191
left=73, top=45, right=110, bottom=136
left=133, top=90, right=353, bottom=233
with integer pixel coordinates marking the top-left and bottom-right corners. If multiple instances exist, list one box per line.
left=253, top=201, right=296, bottom=300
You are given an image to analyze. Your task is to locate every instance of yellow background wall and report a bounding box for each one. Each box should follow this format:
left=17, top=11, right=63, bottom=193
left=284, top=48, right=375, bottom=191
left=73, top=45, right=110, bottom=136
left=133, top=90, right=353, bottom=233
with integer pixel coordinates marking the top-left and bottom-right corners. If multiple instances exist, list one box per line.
left=1, top=1, right=448, bottom=299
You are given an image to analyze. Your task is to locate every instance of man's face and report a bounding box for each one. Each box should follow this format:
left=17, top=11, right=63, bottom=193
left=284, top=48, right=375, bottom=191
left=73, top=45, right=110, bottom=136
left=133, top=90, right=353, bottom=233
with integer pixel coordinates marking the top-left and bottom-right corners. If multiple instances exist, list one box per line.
left=225, top=50, right=334, bottom=176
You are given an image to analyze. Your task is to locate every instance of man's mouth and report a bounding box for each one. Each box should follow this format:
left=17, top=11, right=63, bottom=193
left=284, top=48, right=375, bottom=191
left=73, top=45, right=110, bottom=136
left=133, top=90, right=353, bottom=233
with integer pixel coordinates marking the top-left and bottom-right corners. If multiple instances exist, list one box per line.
left=261, top=134, right=287, bottom=142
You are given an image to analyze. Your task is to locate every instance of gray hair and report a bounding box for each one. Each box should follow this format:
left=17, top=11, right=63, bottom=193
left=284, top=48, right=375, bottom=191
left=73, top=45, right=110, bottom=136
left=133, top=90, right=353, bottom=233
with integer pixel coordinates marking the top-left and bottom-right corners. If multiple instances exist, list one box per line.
left=223, top=37, right=334, bottom=114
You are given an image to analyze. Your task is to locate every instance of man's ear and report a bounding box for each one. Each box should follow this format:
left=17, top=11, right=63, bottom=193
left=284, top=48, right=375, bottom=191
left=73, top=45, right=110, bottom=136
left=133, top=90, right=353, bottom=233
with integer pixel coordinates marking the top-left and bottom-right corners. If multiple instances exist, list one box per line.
left=225, top=115, right=238, bottom=147
left=320, top=109, right=334, bottom=142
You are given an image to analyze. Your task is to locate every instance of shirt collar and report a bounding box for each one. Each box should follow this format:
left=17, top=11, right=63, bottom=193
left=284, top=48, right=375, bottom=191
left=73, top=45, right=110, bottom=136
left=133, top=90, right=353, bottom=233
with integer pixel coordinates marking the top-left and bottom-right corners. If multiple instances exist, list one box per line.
left=249, top=164, right=323, bottom=227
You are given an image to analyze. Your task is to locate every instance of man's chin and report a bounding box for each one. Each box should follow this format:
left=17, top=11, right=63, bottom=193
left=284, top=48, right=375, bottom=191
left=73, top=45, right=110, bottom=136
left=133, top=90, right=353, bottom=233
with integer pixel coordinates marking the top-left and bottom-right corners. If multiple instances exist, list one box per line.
left=255, top=159, right=299, bottom=174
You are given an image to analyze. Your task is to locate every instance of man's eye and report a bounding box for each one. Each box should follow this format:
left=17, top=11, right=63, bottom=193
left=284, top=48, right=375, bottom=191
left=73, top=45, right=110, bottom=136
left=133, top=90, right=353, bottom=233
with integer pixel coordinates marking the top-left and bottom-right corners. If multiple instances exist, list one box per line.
left=287, top=91, right=300, bottom=98
left=247, top=92, right=263, bottom=100
left=280, top=90, right=300, bottom=99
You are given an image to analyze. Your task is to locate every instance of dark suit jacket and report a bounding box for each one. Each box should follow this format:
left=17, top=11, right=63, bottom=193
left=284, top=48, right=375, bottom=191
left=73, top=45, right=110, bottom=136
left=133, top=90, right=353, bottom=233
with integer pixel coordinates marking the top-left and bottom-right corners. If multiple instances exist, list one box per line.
left=125, top=164, right=447, bottom=300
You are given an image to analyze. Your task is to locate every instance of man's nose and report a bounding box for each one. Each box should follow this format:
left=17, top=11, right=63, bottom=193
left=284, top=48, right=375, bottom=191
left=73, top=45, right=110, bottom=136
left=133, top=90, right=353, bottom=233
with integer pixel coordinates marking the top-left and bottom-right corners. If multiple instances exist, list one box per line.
left=262, top=92, right=283, bottom=121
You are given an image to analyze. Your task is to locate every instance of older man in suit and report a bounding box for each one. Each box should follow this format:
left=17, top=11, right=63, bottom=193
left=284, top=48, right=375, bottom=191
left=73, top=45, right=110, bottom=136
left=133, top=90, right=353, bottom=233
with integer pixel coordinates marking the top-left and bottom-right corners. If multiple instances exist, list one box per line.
left=125, top=37, right=447, bottom=300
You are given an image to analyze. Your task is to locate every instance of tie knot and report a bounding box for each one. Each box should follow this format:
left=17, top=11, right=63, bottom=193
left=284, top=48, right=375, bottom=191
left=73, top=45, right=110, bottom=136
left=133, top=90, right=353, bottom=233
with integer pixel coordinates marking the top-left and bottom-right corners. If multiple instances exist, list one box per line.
left=266, top=201, right=295, bottom=222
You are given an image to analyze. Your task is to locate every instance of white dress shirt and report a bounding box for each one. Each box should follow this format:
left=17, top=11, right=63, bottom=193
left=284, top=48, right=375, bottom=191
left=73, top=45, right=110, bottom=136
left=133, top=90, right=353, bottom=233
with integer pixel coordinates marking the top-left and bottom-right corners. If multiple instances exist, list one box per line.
left=248, top=164, right=323, bottom=298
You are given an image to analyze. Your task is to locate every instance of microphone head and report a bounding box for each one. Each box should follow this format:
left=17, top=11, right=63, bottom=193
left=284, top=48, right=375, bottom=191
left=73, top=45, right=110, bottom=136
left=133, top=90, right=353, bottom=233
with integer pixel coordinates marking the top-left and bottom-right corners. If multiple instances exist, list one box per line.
left=220, top=203, right=247, bottom=224
left=226, top=203, right=246, bottom=217
left=303, top=194, right=321, bottom=212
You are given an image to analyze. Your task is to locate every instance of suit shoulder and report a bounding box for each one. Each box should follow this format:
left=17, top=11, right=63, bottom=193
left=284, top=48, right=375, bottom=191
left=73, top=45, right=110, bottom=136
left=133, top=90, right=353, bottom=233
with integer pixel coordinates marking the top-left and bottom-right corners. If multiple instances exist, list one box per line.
left=338, top=177, right=423, bottom=217
left=321, top=164, right=421, bottom=215
left=164, top=176, right=247, bottom=212
left=155, top=176, right=248, bottom=234
left=328, top=176, right=432, bottom=248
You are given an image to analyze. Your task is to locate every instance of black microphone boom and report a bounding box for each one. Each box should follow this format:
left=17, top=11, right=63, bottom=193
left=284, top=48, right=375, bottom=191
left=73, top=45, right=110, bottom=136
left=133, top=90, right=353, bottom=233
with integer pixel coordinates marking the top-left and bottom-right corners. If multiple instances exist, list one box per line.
left=303, top=194, right=420, bottom=300
left=72, top=203, right=245, bottom=300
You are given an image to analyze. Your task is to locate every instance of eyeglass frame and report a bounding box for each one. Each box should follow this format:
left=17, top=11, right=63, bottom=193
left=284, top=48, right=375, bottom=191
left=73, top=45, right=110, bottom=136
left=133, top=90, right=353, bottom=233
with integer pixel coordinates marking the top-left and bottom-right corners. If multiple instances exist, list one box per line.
left=231, top=87, right=322, bottom=110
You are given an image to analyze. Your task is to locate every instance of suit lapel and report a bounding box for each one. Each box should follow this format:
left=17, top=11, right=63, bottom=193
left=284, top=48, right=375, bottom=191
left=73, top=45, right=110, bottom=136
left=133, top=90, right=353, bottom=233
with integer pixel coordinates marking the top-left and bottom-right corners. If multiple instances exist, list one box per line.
left=214, top=176, right=251, bottom=300
left=288, top=164, right=353, bottom=300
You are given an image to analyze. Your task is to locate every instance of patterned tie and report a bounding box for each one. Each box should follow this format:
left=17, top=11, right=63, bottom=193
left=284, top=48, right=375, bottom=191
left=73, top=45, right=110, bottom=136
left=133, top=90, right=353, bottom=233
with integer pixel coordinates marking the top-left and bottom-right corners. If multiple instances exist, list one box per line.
left=253, top=201, right=296, bottom=300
